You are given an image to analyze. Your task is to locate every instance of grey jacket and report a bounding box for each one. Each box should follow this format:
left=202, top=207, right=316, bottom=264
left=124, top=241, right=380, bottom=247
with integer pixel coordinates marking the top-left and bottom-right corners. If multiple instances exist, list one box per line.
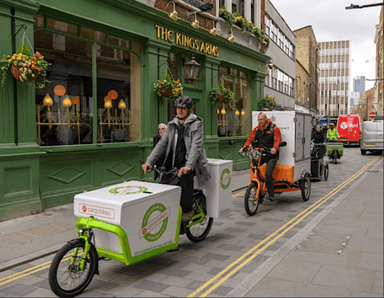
left=146, top=113, right=210, bottom=186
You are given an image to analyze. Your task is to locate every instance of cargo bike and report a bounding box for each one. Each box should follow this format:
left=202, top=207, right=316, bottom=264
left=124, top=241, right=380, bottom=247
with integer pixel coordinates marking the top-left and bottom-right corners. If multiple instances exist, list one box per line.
left=310, top=142, right=329, bottom=180
left=243, top=111, right=313, bottom=216
left=327, top=141, right=343, bottom=164
left=48, top=159, right=232, bottom=297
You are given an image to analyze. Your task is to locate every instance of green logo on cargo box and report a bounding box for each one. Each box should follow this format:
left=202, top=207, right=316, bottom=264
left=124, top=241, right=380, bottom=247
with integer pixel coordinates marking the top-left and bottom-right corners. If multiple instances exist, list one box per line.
left=220, top=168, right=231, bottom=189
left=109, top=186, right=148, bottom=195
left=140, top=203, right=170, bottom=242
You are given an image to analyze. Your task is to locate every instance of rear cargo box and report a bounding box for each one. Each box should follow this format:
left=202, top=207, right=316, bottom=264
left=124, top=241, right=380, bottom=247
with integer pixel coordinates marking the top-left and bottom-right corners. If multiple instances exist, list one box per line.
left=252, top=111, right=311, bottom=182
left=74, top=181, right=181, bottom=256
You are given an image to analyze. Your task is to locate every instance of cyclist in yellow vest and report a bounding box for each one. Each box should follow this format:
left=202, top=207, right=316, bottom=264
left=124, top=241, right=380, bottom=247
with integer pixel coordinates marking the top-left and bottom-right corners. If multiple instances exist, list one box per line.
left=326, top=123, right=340, bottom=142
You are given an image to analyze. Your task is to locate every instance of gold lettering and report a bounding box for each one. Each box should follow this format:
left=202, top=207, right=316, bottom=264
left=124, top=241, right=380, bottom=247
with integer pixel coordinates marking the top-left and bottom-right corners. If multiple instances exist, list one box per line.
left=162, top=28, right=168, bottom=41
left=185, top=36, right=191, bottom=48
left=200, top=41, right=205, bottom=52
left=213, top=46, right=219, bottom=57
left=155, top=25, right=219, bottom=56
left=206, top=44, right=211, bottom=55
left=176, top=32, right=182, bottom=45
left=155, top=25, right=162, bottom=39
left=168, top=30, right=174, bottom=43
left=194, top=39, right=199, bottom=50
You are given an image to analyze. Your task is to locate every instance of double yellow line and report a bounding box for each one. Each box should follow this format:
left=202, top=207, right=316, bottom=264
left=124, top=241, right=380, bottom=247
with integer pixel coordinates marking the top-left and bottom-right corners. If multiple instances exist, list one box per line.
left=188, top=156, right=381, bottom=297
left=0, top=157, right=380, bottom=290
left=0, top=255, right=72, bottom=287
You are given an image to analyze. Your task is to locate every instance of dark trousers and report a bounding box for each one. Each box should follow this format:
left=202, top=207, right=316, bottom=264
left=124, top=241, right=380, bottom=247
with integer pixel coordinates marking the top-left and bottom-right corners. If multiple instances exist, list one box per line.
left=178, top=171, right=194, bottom=213
left=261, top=158, right=277, bottom=197
left=160, top=170, right=194, bottom=213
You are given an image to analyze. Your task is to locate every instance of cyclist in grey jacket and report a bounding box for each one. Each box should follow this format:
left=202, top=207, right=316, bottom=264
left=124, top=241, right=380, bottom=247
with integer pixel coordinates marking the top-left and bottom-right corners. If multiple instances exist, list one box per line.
left=142, top=96, right=210, bottom=221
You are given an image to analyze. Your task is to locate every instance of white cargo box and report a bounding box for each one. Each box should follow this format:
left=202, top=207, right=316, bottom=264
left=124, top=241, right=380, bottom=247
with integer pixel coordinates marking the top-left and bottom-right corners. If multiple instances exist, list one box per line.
left=252, top=111, right=311, bottom=182
left=195, top=158, right=232, bottom=218
left=74, top=181, right=181, bottom=257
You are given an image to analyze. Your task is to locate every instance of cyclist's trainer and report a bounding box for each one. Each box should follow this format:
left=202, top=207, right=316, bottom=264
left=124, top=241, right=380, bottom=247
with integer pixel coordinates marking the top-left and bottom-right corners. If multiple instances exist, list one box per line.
left=142, top=96, right=210, bottom=221
left=239, top=112, right=282, bottom=202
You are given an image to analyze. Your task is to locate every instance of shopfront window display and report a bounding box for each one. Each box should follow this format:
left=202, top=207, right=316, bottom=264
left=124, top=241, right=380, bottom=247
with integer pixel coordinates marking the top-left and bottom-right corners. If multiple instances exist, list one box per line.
left=217, top=68, right=250, bottom=137
left=33, top=14, right=141, bottom=146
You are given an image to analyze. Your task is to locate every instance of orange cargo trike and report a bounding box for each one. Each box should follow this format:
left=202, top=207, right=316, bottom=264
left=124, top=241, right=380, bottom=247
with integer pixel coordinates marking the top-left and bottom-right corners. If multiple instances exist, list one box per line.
left=242, top=111, right=313, bottom=216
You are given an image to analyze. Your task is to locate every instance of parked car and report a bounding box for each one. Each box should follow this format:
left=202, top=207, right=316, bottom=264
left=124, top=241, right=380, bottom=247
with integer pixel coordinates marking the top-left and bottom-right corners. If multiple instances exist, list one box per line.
left=337, top=115, right=362, bottom=146
left=360, top=119, right=383, bottom=155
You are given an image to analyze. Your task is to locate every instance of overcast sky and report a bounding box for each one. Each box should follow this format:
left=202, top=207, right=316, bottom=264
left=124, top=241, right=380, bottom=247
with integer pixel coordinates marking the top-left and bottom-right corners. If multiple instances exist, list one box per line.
left=270, top=0, right=381, bottom=90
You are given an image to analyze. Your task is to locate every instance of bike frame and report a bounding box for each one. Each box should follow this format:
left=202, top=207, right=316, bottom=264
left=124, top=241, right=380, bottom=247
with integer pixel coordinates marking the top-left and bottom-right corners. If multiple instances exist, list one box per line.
left=74, top=196, right=207, bottom=266
left=248, top=148, right=301, bottom=200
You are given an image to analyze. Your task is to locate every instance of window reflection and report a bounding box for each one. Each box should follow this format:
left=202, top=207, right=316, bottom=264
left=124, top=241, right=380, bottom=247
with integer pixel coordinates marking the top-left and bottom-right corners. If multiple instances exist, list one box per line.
left=35, top=31, right=93, bottom=146
left=218, top=73, right=234, bottom=137
left=34, top=16, right=141, bottom=146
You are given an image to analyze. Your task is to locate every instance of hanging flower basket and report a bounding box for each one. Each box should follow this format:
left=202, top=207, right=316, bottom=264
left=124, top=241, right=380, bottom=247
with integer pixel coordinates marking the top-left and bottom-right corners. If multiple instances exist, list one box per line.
left=1, top=52, right=50, bottom=88
left=154, top=73, right=183, bottom=101
left=258, top=95, right=276, bottom=111
left=209, top=83, right=234, bottom=109
left=10, top=65, right=38, bottom=82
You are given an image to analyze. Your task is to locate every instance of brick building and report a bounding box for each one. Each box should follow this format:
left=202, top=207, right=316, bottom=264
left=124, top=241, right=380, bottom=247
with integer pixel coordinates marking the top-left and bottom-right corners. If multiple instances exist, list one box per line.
left=293, top=26, right=319, bottom=115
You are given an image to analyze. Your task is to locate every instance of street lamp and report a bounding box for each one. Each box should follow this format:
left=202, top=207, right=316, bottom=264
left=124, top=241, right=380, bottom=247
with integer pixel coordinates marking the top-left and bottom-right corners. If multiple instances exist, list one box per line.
left=346, top=2, right=383, bottom=9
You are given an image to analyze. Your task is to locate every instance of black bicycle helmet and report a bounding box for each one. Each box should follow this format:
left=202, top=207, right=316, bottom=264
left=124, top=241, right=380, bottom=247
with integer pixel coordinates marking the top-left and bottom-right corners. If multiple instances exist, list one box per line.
left=175, top=96, right=193, bottom=109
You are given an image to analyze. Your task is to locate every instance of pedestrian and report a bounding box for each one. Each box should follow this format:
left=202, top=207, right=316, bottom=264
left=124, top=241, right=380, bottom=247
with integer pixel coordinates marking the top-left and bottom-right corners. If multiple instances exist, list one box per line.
left=153, top=123, right=167, bottom=180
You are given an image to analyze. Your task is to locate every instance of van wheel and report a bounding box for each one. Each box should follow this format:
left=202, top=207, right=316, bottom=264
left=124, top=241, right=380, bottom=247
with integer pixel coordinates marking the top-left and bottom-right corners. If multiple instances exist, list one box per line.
left=361, top=149, right=366, bottom=155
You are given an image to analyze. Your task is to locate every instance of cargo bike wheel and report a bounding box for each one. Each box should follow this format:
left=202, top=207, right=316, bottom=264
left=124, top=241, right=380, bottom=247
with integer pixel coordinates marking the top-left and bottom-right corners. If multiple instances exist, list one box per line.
left=244, top=182, right=260, bottom=216
left=324, top=164, right=329, bottom=181
left=49, top=238, right=98, bottom=297
left=301, top=175, right=311, bottom=201
left=186, top=191, right=213, bottom=242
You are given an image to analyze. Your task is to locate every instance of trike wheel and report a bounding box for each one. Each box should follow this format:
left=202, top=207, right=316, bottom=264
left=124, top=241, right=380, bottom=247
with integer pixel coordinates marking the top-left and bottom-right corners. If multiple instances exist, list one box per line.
left=244, top=183, right=260, bottom=216
left=49, top=238, right=97, bottom=297
left=186, top=217, right=213, bottom=242
left=301, top=176, right=311, bottom=201
left=324, top=164, right=329, bottom=181
left=186, top=193, right=213, bottom=242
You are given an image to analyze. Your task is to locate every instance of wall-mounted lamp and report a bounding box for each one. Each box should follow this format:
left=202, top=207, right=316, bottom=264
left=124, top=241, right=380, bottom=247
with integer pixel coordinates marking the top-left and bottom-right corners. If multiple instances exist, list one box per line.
left=206, top=20, right=217, bottom=36
left=165, top=1, right=178, bottom=21
left=190, top=13, right=199, bottom=29
left=227, top=30, right=235, bottom=43
left=184, top=54, right=201, bottom=84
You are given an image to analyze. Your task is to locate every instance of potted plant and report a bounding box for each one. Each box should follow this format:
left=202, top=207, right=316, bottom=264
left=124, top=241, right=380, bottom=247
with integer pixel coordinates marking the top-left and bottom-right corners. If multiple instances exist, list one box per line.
left=1, top=48, right=50, bottom=89
left=153, top=73, right=183, bottom=100
left=258, top=95, right=276, bottom=110
left=209, top=83, right=234, bottom=109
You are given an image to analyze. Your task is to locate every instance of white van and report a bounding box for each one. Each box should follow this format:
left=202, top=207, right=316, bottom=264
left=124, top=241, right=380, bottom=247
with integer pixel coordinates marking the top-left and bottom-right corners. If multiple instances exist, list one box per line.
left=360, top=120, right=383, bottom=155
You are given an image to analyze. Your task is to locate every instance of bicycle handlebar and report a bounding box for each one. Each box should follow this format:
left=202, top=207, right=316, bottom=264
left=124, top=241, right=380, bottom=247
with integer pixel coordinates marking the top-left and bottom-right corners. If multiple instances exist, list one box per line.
left=140, top=160, right=179, bottom=176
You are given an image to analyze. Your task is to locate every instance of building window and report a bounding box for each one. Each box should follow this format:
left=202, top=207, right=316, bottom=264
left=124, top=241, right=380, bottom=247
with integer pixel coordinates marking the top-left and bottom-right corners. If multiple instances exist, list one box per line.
left=217, top=68, right=250, bottom=137
left=34, top=15, right=141, bottom=146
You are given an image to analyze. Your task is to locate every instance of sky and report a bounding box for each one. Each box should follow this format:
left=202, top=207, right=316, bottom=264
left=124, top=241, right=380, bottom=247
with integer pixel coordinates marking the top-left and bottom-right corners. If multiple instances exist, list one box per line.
left=270, top=0, right=381, bottom=91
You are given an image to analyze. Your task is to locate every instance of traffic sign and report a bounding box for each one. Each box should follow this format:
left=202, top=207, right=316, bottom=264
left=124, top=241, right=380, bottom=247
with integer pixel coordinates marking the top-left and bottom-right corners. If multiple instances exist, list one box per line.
left=369, top=111, right=376, bottom=119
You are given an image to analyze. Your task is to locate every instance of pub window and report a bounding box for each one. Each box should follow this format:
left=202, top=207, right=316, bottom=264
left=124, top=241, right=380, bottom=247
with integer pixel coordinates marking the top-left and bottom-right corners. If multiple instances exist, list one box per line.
left=34, top=15, right=141, bottom=146
left=217, top=67, right=250, bottom=137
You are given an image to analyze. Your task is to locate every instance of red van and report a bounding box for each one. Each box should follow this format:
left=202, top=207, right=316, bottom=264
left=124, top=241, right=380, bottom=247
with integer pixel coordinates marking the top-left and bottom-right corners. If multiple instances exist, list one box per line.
left=337, top=115, right=362, bottom=146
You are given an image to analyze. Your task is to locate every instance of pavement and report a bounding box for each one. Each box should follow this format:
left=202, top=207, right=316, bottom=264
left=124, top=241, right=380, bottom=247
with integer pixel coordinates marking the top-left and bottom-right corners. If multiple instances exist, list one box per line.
left=0, top=157, right=382, bottom=297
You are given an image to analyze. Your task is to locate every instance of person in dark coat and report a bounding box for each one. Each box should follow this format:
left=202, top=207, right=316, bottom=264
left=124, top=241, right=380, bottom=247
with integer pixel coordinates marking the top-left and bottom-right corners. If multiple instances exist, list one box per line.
left=239, top=112, right=282, bottom=202
left=152, top=123, right=167, bottom=180
left=311, top=124, right=326, bottom=158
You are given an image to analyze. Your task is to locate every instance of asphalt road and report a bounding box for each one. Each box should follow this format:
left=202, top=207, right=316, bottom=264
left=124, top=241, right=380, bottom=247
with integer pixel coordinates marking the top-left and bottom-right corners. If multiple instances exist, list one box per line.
left=0, top=146, right=381, bottom=297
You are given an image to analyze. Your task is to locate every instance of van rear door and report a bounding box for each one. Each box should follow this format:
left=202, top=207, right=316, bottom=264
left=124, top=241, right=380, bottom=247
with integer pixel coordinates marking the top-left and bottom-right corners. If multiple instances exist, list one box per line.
left=337, top=115, right=361, bottom=145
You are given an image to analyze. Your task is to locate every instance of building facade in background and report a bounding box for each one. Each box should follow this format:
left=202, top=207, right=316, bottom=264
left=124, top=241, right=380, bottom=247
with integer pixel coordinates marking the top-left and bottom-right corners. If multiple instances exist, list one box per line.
left=293, top=26, right=319, bottom=116
left=353, top=76, right=366, bottom=98
left=263, top=0, right=296, bottom=110
left=374, top=6, right=383, bottom=116
left=357, top=87, right=375, bottom=120
left=318, top=40, right=351, bottom=117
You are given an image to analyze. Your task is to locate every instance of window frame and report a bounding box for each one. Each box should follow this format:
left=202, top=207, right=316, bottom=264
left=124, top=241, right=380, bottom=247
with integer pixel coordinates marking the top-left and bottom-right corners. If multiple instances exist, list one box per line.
left=34, top=14, right=142, bottom=147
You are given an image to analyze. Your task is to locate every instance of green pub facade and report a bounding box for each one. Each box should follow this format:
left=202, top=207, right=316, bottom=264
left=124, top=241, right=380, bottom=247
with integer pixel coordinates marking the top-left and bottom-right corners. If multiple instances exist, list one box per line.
left=0, top=0, right=269, bottom=220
